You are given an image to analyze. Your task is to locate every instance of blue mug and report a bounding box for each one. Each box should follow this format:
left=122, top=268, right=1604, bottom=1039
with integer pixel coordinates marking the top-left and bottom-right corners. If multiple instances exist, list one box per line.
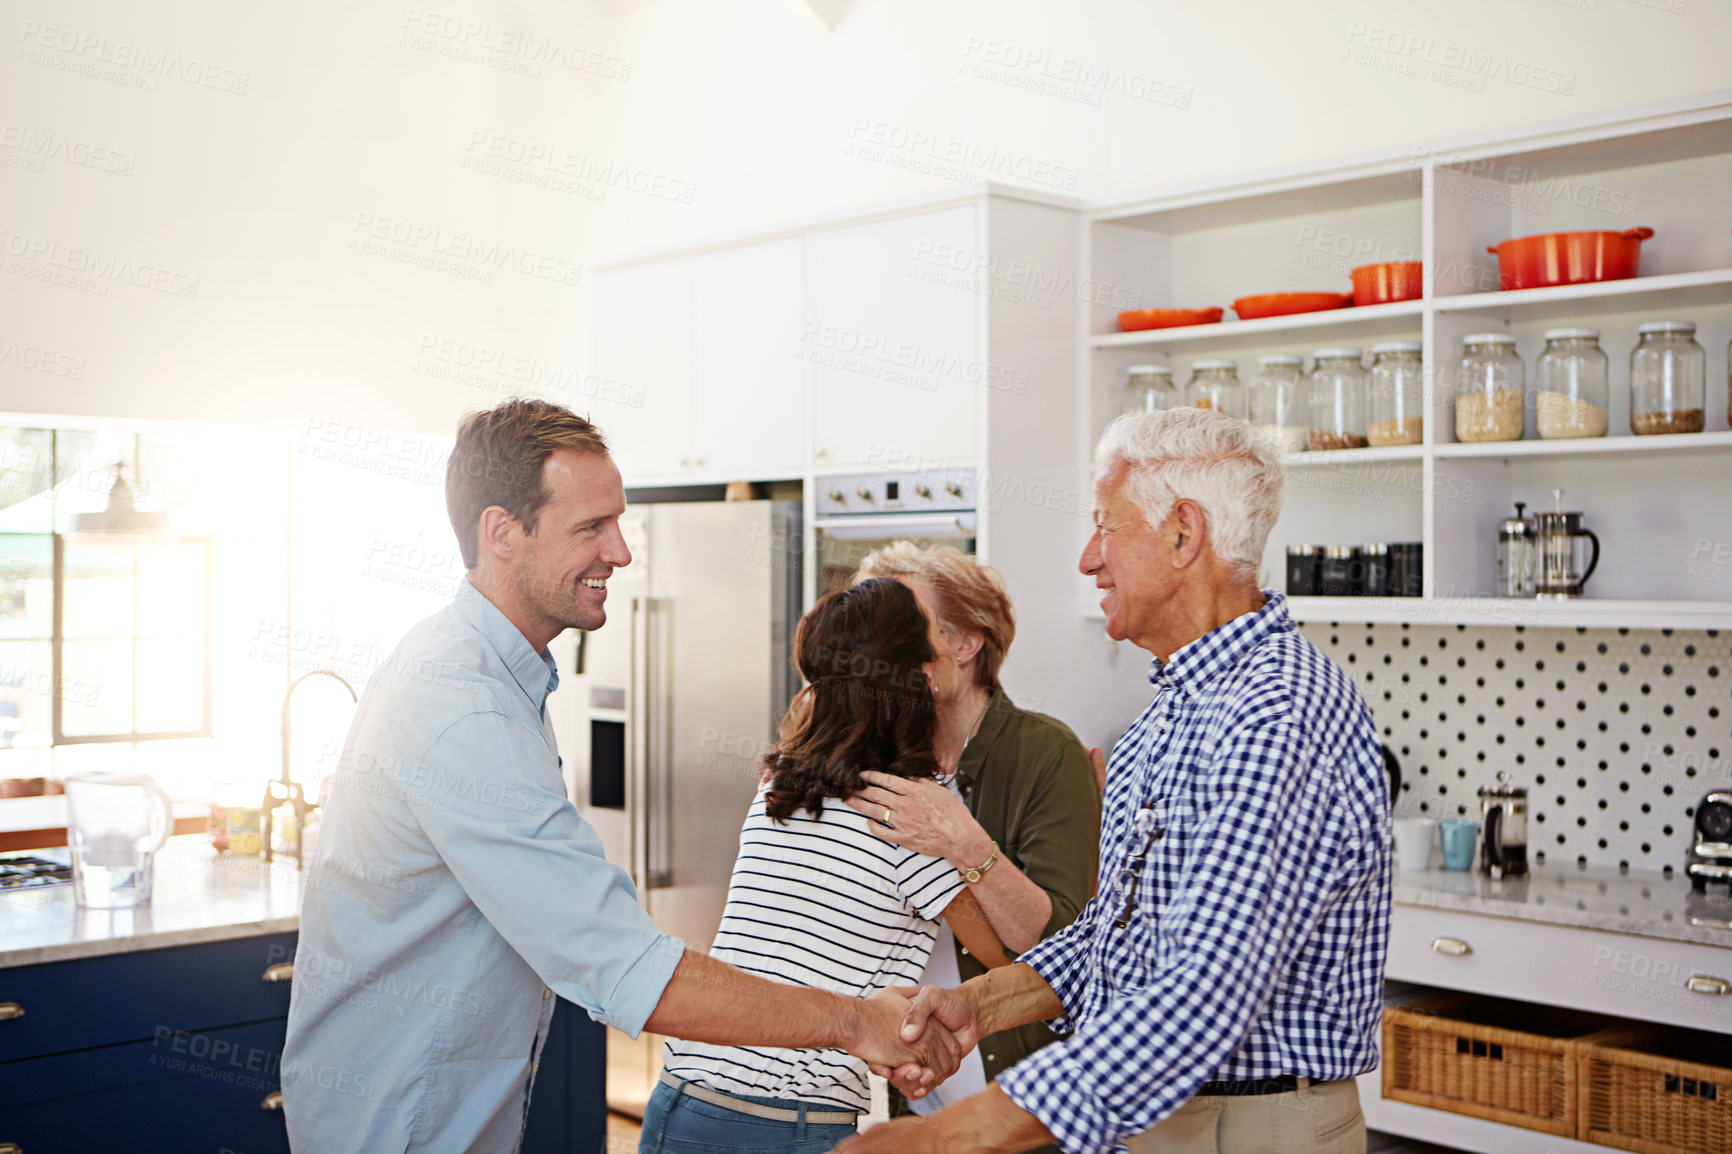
left=1439, top=819, right=1478, bottom=871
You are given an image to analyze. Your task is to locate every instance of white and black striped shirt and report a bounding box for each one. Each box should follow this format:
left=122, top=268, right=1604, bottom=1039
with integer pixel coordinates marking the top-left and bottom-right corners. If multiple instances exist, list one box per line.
left=661, top=784, right=964, bottom=1112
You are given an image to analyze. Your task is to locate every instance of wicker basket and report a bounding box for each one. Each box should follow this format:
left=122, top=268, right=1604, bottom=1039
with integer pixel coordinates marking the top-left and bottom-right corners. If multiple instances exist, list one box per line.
left=1382, top=993, right=1613, bottom=1138
left=1579, top=1024, right=1732, bottom=1154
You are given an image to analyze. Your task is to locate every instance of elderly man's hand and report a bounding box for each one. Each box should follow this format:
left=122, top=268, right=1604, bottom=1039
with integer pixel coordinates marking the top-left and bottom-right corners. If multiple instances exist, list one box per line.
left=834, top=1113, right=946, bottom=1152
left=847, top=987, right=961, bottom=1095
left=866, top=983, right=986, bottom=1099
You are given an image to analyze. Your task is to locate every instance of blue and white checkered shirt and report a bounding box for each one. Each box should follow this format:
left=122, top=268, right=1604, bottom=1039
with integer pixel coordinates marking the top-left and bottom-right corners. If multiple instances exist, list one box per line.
left=996, top=591, right=1391, bottom=1153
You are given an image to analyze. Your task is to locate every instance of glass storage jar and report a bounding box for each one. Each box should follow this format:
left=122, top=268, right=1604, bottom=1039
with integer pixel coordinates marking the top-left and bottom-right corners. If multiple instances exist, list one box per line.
left=1123, top=364, right=1177, bottom=414
left=1249, top=355, right=1308, bottom=454
left=1454, top=333, right=1524, bottom=442
left=1185, top=359, right=1246, bottom=419
left=1307, top=349, right=1368, bottom=450
left=1367, top=342, right=1424, bottom=446
left=1630, top=321, right=1705, bottom=435
left=1535, top=328, right=1609, bottom=439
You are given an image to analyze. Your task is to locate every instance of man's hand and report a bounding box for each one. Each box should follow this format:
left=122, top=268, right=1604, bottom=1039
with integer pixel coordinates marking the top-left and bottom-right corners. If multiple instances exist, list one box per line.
left=865, top=983, right=985, bottom=1099
left=846, top=987, right=961, bottom=1095
left=834, top=1113, right=945, bottom=1152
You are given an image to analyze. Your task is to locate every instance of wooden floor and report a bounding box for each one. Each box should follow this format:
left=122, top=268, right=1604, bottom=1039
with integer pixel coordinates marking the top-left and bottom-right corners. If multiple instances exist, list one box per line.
left=606, top=1110, right=643, bottom=1151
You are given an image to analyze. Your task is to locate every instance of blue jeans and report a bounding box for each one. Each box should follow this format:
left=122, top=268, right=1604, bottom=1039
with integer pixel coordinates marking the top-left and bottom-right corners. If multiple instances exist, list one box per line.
left=638, top=1077, right=859, bottom=1154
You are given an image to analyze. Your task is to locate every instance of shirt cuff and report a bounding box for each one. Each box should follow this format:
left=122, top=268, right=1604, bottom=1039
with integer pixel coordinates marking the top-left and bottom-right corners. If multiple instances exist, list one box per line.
left=996, top=1043, right=1121, bottom=1154
left=591, top=933, right=686, bottom=1038
left=1018, top=939, right=1082, bottom=1036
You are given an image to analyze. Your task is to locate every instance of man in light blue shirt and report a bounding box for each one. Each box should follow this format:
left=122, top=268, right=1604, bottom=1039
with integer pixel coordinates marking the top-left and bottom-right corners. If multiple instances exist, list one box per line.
left=283, top=400, right=958, bottom=1152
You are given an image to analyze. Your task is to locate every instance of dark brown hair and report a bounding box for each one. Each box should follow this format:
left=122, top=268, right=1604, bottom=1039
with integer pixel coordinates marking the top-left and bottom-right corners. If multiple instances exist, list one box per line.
left=445, top=399, right=610, bottom=570
left=762, top=578, right=940, bottom=822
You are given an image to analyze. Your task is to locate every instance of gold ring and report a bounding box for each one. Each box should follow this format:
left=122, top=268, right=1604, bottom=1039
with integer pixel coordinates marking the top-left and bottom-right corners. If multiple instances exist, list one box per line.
left=882, top=806, right=894, bottom=826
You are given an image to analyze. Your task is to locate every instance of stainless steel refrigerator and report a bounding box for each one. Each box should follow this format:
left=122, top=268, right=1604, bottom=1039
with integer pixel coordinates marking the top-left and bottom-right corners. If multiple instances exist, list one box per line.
left=546, top=497, right=802, bottom=1118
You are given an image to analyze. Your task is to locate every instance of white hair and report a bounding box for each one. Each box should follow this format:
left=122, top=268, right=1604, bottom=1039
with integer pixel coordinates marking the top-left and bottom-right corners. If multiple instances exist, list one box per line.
left=1093, top=409, right=1285, bottom=578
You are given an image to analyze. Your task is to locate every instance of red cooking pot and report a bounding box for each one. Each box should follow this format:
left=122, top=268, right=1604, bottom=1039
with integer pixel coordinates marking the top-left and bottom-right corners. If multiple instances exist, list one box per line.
left=1350, top=261, right=1424, bottom=306
left=1486, top=227, right=1654, bottom=291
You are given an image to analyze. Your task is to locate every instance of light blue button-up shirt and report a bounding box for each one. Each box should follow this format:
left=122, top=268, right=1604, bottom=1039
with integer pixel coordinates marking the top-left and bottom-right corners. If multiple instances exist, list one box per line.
left=283, top=581, right=685, bottom=1153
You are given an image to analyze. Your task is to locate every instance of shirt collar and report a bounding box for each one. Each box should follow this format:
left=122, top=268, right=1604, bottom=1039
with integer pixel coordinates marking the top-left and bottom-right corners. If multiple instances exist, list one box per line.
left=954, top=686, right=1013, bottom=790
left=1147, top=589, right=1293, bottom=696
left=454, top=578, right=561, bottom=712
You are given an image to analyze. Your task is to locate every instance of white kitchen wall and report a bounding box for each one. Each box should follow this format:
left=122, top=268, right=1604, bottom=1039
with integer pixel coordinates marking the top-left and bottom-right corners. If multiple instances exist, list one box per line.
left=3, top=0, right=1726, bottom=436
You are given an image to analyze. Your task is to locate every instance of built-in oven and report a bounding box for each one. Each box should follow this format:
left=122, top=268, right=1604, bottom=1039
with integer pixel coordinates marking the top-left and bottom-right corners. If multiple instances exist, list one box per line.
left=813, top=467, right=977, bottom=594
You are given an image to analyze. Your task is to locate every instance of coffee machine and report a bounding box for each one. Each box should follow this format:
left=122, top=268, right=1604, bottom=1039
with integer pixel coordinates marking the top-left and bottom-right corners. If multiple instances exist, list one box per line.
left=1478, top=771, right=1529, bottom=879
left=1687, top=790, right=1732, bottom=893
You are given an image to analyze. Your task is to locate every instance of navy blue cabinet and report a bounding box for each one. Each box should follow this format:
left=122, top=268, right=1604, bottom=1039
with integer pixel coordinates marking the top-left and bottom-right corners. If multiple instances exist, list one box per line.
left=0, top=932, right=605, bottom=1154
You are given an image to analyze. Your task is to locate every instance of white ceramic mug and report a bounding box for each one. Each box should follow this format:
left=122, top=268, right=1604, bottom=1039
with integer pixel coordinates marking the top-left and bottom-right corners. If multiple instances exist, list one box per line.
left=1392, top=817, right=1437, bottom=873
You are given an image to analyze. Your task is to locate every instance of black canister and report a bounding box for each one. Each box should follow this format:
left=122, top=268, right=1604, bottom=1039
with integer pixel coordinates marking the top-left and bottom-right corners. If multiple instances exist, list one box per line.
left=1320, top=545, right=1360, bottom=596
left=1388, top=542, right=1423, bottom=596
left=1286, top=545, right=1323, bottom=595
left=1362, top=543, right=1390, bottom=596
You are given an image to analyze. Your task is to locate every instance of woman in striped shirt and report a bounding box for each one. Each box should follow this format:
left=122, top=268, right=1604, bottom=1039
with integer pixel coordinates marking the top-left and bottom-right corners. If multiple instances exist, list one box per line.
left=642, top=578, right=1016, bottom=1154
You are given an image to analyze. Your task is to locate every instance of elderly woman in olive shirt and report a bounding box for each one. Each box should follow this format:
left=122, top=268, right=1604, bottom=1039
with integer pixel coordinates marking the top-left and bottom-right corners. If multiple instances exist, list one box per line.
left=847, top=543, right=1101, bottom=1147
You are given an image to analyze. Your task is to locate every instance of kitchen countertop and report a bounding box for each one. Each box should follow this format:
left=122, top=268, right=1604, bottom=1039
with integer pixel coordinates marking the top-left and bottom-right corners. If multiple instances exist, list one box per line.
left=6, top=839, right=1728, bottom=971
left=1393, top=861, right=1732, bottom=949
left=0, top=836, right=305, bottom=969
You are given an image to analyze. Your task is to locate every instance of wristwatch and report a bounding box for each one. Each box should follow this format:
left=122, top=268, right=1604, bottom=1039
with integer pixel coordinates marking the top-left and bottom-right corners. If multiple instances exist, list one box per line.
left=958, top=842, right=1000, bottom=884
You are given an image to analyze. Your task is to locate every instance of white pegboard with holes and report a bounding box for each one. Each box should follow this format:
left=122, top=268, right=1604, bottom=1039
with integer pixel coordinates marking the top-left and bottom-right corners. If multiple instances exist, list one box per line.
left=1298, top=622, right=1732, bottom=873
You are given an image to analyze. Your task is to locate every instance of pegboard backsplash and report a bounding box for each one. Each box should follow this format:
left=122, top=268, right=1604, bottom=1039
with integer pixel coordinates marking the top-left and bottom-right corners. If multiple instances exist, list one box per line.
left=1298, top=622, right=1731, bottom=872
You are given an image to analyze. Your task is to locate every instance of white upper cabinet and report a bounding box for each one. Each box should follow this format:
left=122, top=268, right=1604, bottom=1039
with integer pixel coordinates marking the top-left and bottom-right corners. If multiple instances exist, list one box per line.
left=690, top=238, right=806, bottom=477
left=806, top=206, right=981, bottom=469
left=591, top=256, right=695, bottom=479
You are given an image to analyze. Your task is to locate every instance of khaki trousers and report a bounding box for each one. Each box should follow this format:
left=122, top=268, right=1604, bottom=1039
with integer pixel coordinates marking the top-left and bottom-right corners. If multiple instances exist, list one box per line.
left=1124, top=1078, right=1365, bottom=1154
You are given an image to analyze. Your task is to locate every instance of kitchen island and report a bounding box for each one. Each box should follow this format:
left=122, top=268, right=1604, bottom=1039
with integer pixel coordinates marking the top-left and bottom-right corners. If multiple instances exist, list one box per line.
left=0, top=837, right=604, bottom=1154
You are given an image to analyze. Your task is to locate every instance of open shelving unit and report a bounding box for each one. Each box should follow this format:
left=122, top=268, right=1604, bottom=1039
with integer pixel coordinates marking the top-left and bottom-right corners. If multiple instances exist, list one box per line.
left=1082, top=95, right=1732, bottom=629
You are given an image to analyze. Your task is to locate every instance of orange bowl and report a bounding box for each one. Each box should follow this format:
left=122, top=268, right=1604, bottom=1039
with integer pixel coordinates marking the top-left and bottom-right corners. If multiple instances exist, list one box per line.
left=1350, top=261, right=1424, bottom=306
left=1117, top=307, right=1224, bottom=332
left=1231, top=292, right=1355, bottom=320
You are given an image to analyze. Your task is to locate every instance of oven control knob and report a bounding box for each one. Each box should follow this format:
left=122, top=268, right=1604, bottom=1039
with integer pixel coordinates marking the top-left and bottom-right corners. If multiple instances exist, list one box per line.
left=827, top=489, right=844, bottom=504
left=945, top=483, right=963, bottom=498
left=914, top=484, right=932, bottom=499
left=856, top=488, right=873, bottom=502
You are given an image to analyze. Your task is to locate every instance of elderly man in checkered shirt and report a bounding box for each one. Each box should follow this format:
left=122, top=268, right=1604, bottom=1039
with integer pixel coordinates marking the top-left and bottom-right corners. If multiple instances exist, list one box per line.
left=840, top=408, right=1393, bottom=1154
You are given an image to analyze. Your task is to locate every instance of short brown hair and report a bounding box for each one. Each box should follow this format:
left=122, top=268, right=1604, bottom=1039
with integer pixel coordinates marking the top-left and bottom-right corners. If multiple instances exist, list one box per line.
left=445, top=399, right=609, bottom=569
left=762, top=578, right=940, bottom=822
left=855, top=542, right=1015, bottom=691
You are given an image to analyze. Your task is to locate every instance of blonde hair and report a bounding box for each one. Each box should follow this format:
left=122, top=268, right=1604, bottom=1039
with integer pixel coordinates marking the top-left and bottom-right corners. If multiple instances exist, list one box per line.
left=854, top=542, right=1015, bottom=690
left=1094, top=408, right=1284, bottom=579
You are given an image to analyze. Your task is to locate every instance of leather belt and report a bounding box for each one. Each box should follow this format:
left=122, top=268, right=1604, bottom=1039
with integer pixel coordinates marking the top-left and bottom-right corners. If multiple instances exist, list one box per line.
left=658, top=1071, right=858, bottom=1125
left=1197, top=1075, right=1323, bottom=1096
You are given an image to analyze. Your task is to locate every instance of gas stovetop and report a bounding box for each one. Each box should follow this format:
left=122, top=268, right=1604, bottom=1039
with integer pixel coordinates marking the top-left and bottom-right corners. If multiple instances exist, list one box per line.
left=0, top=854, right=73, bottom=891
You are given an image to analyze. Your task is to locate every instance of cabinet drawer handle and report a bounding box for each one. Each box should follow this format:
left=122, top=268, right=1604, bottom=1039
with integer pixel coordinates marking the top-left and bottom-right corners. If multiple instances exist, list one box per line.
left=1430, top=937, right=1472, bottom=957
left=262, top=963, right=294, bottom=983
left=262, top=1091, right=284, bottom=1111
left=1686, top=975, right=1731, bottom=996
left=0, top=1003, right=23, bottom=1021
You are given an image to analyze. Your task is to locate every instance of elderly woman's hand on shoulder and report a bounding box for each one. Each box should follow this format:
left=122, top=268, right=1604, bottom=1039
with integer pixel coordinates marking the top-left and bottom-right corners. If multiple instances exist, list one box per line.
left=845, top=771, right=993, bottom=867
